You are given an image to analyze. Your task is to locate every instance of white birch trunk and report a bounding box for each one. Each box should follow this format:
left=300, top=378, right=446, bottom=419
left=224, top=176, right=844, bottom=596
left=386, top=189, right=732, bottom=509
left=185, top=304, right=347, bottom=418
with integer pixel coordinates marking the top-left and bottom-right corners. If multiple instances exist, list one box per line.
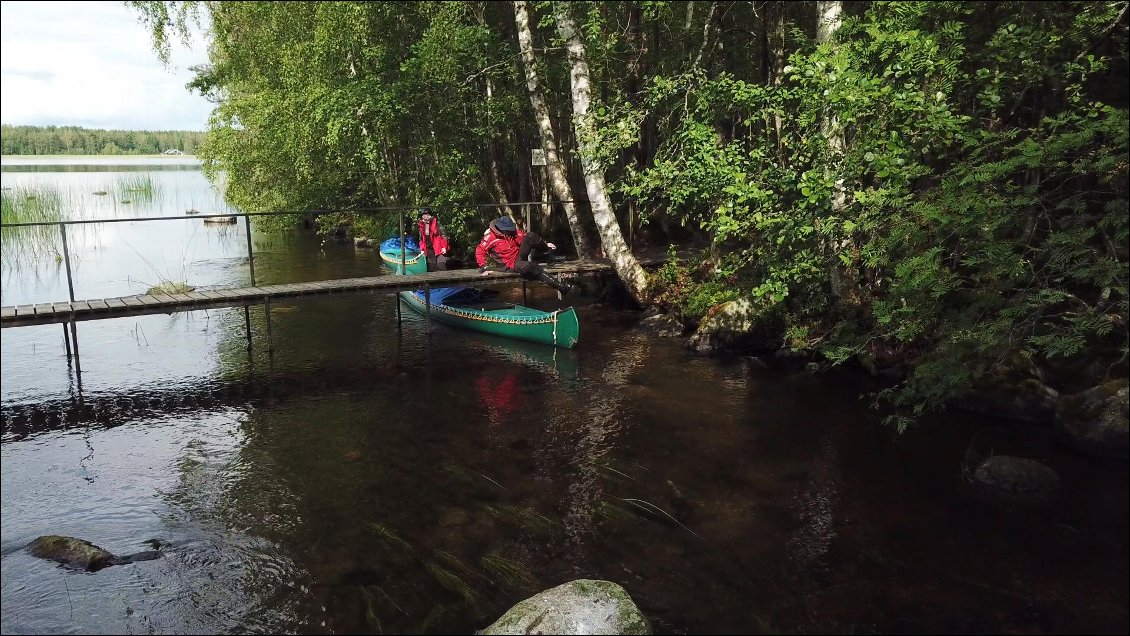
left=555, top=3, right=649, bottom=304
left=513, top=0, right=592, bottom=258
left=815, top=0, right=861, bottom=306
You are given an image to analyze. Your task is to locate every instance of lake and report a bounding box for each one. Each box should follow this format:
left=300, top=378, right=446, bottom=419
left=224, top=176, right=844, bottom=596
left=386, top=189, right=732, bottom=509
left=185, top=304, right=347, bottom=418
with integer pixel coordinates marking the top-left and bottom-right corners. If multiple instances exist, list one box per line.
left=1, top=157, right=1127, bottom=634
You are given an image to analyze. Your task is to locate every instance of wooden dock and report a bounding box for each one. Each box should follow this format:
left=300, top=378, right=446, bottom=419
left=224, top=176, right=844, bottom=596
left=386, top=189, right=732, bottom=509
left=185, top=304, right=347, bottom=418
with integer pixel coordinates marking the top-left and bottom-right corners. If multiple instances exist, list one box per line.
left=0, top=259, right=628, bottom=329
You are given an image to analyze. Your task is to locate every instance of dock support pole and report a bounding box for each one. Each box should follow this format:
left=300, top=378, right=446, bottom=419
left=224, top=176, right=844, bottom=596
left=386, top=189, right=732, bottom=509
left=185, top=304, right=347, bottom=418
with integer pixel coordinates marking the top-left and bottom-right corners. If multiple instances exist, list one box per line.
left=264, top=298, right=274, bottom=354
left=70, top=321, right=82, bottom=393
left=244, top=306, right=253, bottom=351
left=424, top=283, right=431, bottom=335
left=396, top=287, right=403, bottom=327
left=63, top=323, right=72, bottom=361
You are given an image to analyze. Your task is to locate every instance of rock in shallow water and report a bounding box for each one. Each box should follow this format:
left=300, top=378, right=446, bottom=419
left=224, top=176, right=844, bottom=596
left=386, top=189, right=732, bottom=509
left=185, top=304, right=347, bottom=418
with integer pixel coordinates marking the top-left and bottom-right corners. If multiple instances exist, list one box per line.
left=480, top=579, right=651, bottom=635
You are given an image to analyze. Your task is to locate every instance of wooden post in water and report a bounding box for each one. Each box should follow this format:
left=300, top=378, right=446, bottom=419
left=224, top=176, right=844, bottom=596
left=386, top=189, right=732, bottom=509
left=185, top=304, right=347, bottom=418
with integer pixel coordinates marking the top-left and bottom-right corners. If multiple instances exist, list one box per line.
left=264, top=298, right=274, bottom=354
left=70, top=321, right=82, bottom=393
left=243, top=215, right=257, bottom=352
left=424, top=283, right=431, bottom=335
left=244, top=307, right=253, bottom=351
left=62, top=323, right=72, bottom=361
left=60, top=223, right=81, bottom=385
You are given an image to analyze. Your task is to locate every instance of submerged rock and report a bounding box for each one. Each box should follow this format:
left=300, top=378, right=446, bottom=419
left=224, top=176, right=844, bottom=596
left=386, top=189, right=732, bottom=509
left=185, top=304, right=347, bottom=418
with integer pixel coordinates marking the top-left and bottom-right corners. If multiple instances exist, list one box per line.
left=480, top=579, right=651, bottom=635
left=969, top=456, right=1063, bottom=511
left=146, top=281, right=195, bottom=295
left=26, top=535, right=162, bottom=572
left=637, top=313, right=684, bottom=337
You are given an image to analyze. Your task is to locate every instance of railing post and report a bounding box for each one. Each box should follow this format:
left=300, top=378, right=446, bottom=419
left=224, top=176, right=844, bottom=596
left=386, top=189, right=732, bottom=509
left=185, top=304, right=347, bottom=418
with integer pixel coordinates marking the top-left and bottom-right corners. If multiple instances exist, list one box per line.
left=244, top=215, right=256, bottom=286
left=59, top=223, right=76, bottom=302
left=399, top=209, right=406, bottom=272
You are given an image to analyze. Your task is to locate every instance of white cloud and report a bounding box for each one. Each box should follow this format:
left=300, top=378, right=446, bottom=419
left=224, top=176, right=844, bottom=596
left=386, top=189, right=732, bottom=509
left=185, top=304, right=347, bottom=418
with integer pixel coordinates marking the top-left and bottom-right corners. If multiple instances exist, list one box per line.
left=1, top=0, right=212, bottom=131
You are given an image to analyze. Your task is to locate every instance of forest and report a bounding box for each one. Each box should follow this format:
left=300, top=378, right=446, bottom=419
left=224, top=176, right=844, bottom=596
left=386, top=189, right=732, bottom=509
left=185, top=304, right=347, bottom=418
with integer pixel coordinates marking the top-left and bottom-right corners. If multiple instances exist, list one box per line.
left=129, top=0, right=1128, bottom=428
left=1, top=124, right=206, bottom=155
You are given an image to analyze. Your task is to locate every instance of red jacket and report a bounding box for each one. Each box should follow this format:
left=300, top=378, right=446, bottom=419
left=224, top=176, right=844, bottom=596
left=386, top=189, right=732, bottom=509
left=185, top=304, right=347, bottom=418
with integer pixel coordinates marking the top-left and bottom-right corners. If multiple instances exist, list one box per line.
left=476, top=222, right=526, bottom=270
left=418, top=215, right=449, bottom=256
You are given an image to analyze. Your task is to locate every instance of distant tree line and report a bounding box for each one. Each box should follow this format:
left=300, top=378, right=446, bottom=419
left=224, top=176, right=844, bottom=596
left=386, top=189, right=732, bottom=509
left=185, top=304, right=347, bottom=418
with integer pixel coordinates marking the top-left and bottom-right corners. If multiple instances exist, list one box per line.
left=0, top=125, right=206, bottom=155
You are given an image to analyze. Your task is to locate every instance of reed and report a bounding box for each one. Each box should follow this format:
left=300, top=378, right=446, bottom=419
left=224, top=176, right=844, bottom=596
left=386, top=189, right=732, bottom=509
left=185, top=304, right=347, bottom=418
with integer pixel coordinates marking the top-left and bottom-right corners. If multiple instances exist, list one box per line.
left=367, top=522, right=415, bottom=556
left=0, top=184, right=65, bottom=264
left=113, top=173, right=161, bottom=203
left=480, top=552, right=536, bottom=590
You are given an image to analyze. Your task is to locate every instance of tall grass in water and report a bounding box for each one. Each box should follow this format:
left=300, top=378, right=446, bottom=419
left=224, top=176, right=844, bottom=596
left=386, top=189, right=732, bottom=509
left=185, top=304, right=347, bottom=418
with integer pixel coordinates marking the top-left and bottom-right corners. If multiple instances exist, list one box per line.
left=113, top=173, right=161, bottom=203
left=0, top=184, right=65, bottom=265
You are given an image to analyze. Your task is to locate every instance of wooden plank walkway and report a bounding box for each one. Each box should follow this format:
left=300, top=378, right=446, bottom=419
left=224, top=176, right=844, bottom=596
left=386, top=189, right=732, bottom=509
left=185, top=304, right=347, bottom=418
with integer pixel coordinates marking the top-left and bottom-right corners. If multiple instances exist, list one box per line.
left=0, top=259, right=639, bottom=328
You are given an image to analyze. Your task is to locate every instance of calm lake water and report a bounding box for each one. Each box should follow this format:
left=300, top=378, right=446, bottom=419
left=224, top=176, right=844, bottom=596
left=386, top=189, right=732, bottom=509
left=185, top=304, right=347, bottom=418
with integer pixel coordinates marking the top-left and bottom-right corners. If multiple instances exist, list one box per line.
left=1, top=157, right=1127, bottom=635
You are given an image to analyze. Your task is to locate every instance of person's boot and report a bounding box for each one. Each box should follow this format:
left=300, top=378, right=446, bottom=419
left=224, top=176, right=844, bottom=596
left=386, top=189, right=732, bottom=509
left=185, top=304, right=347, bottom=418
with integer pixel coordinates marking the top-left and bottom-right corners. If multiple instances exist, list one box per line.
left=537, top=270, right=572, bottom=300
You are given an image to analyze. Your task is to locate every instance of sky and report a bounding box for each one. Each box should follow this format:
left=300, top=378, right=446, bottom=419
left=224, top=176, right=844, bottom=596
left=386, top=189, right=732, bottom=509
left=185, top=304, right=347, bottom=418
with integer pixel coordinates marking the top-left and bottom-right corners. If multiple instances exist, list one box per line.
left=1, top=0, right=213, bottom=131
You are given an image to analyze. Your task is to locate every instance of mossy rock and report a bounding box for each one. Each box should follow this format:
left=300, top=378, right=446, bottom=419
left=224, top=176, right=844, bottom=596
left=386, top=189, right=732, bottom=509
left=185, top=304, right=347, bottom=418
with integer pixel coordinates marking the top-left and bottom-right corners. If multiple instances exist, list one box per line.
left=480, top=579, right=651, bottom=635
left=1055, top=378, right=1129, bottom=459
left=146, top=281, right=195, bottom=295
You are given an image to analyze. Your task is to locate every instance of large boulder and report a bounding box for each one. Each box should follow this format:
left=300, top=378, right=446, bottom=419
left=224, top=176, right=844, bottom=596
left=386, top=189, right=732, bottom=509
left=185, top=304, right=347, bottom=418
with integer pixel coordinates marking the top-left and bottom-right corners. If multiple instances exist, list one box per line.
left=1054, top=378, right=1129, bottom=459
left=969, top=455, right=1063, bottom=511
left=956, top=356, right=1059, bottom=424
left=480, top=579, right=651, bottom=635
left=686, top=298, right=777, bottom=355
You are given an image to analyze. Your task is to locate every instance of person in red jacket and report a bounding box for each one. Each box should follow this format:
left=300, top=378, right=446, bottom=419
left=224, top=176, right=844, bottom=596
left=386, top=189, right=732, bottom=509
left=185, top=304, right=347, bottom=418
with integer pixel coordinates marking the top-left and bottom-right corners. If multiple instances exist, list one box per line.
left=475, top=215, right=572, bottom=299
left=417, top=207, right=450, bottom=271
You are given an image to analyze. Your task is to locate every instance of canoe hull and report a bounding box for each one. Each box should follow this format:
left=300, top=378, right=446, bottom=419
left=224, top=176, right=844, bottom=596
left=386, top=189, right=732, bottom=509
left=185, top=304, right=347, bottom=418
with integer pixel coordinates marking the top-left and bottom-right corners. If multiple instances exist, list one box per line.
left=399, top=290, right=579, bottom=348
left=380, top=249, right=427, bottom=274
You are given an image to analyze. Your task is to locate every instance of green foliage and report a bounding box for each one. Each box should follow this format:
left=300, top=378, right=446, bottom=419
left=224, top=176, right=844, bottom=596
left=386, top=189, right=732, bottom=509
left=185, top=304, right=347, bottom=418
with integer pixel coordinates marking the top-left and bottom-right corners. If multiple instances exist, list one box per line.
left=617, top=0, right=1128, bottom=425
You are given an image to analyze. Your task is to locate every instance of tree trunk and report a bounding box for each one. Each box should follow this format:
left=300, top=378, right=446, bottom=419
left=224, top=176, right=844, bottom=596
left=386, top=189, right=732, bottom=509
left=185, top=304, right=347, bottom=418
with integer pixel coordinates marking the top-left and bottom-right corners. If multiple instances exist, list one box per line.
left=815, top=0, right=862, bottom=307
left=768, top=1, right=787, bottom=163
left=513, top=0, right=593, bottom=258
left=555, top=3, right=649, bottom=304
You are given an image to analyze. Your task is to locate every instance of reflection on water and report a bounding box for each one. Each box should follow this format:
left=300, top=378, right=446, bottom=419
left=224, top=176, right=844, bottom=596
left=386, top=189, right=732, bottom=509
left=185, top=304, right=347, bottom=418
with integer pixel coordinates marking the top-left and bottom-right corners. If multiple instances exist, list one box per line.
left=2, top=160, right=1128, bottom=635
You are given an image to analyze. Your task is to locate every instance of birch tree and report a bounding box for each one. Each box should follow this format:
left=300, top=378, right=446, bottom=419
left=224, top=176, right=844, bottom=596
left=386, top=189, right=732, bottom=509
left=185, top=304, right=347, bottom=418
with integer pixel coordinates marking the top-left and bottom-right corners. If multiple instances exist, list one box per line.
left=513, top=0, right=593, bottom=258
left=555, top=2, right=648, bottom=304
left=815, top=0, right=862, bottom=307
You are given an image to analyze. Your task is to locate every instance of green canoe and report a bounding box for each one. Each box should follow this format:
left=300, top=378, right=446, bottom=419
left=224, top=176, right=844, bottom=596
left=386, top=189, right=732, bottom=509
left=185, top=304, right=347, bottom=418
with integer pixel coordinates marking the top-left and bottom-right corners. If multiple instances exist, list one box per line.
left=380, top=248, right=427, bottom=274
left=398, top=287, right=579, bottom=348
